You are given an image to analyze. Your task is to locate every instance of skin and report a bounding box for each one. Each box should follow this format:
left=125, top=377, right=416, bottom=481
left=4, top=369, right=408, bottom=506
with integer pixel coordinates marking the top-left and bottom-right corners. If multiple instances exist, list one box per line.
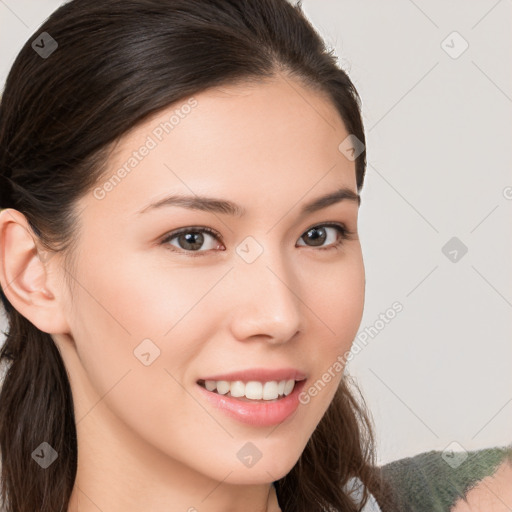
left=0, top=73, right=365, bottom=512
left=451, top=458, right=512, bottom=512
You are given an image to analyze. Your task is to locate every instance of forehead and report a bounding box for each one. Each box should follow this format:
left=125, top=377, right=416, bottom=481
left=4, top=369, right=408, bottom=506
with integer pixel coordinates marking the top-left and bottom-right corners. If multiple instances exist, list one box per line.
left=80, top=75, right=356, bottom=222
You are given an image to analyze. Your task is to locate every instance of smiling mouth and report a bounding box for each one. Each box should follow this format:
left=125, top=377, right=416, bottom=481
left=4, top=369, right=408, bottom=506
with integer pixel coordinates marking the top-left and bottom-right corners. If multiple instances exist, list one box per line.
left=197, top=378, right=300, bottom=402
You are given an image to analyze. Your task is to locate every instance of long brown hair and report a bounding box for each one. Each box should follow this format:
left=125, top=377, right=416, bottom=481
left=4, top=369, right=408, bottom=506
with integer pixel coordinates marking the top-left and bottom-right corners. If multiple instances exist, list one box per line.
left=0, top=1, right=394, bottom=510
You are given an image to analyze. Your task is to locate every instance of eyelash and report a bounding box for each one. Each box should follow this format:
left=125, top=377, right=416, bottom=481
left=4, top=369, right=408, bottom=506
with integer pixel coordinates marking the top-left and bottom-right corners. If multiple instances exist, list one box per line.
left=159, top=222, right=356, bottom=257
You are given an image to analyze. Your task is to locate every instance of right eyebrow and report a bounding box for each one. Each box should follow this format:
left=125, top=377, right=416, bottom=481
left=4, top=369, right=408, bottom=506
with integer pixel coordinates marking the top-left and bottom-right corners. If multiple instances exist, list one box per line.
left=136, top=186, right=360, bottom=217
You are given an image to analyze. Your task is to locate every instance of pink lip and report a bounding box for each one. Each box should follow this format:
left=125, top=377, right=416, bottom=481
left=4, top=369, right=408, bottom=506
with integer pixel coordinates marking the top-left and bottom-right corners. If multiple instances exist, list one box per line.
left=198, top=367, right=307, bottom=383
left=196, top=379, right=307, bottom=427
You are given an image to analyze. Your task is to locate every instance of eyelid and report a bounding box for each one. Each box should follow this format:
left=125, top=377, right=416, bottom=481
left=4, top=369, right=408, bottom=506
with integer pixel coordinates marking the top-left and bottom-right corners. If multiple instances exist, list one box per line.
left=298, top=222, right=356, bottom=250
left=159, top=222, right=355, bottom=256
left=161, top=225, right=221, bottom=241
left=159, top=226, right=222, bottom=255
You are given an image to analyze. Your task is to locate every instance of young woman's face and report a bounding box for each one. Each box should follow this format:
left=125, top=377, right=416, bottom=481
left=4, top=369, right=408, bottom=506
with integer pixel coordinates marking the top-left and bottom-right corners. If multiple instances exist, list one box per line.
left=55, top=74, right=365, bottom=486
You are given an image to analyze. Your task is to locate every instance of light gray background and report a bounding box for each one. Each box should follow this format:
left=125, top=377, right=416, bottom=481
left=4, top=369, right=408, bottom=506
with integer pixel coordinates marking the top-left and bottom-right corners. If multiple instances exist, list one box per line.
left=0, top=0, right=511, bottom=465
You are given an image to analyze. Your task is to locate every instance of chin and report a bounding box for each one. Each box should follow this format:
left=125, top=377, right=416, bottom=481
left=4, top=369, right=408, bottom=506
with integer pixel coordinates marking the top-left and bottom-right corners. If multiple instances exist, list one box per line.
left=221, top=449, right=301, bottom=485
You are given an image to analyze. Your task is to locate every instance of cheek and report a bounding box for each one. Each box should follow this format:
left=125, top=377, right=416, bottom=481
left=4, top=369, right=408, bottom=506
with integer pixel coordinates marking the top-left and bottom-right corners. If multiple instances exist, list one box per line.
left=66, top=248, right=224, bottom=409
left=73, top=246, right=218, bottom=340
left=64, top=250, right=195, bottom=398
left=291, top=251, right=365, bottom=419
left=325, top=263, right=364, bottom=327
left=306, top=250, right=365, bottom=351
left=66, top=253, right=220, bottom=466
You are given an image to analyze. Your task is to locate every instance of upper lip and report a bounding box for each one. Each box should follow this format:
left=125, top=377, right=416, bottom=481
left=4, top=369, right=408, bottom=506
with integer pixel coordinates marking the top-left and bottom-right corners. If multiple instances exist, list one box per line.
left=198, top=368, right=307, bottom=383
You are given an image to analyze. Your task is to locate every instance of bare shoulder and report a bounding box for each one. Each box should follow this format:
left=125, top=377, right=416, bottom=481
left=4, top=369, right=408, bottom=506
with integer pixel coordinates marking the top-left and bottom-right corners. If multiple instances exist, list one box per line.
left=450, top=458, right=512, bottom=512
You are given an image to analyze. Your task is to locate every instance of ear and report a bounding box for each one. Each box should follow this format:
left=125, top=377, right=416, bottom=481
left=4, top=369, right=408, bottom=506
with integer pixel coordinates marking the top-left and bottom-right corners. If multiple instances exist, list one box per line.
left=0, top=208, right=70, bottom=334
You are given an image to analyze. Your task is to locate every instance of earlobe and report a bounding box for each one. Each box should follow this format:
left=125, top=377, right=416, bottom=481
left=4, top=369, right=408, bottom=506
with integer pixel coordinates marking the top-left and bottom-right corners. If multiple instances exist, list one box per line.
left=0, top=208, right=70, bottom=334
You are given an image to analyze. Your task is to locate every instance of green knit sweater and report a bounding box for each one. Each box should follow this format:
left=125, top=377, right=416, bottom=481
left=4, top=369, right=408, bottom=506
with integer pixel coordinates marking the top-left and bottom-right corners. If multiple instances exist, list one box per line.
left=379, top=445, right=512, bottom=512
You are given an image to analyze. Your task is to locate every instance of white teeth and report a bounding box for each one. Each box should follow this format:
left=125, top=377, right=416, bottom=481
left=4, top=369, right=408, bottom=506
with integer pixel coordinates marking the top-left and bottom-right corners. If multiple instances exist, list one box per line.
left=245, top=381, right=263, bottom=399
left=202, top=379, right=296, bottom=401
left=284, top=379, right=295, bottom=396
left=216, top=380, right=230, bottom=395
left=205, top=380, right=216, bottom=392
left=230, top=380, right=245, bottom=397
left=262, top=381, right=279, bottom=400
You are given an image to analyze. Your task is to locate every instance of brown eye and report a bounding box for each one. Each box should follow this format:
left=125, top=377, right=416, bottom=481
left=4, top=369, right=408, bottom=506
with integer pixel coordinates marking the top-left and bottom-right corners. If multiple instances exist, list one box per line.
left=297, top=224, right=349, bottom=250
left=301, top=226, right=328, bottom=246
left=161, top=227, right=223, bottom=254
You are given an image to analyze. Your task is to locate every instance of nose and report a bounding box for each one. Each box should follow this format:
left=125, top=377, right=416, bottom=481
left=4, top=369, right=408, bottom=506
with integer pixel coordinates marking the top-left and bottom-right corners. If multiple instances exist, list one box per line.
left=227, top=249, right=303, bottom=345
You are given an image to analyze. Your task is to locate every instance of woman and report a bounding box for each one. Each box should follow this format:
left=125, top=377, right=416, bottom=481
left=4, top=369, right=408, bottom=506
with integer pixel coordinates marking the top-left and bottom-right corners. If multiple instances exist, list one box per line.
left=0, top=0, right=394, bottom=510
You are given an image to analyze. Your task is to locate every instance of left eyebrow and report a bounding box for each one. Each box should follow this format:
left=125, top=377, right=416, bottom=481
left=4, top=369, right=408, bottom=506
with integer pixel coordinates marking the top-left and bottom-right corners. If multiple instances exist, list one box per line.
left=300, top=187, right=360, bottom=215
left=136, top=186, right=360, bottom=217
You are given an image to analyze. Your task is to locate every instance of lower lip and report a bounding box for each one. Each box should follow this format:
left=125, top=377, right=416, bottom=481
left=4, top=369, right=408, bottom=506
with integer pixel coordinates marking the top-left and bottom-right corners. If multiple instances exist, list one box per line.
left=196, top=380, right=306, bottom=427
